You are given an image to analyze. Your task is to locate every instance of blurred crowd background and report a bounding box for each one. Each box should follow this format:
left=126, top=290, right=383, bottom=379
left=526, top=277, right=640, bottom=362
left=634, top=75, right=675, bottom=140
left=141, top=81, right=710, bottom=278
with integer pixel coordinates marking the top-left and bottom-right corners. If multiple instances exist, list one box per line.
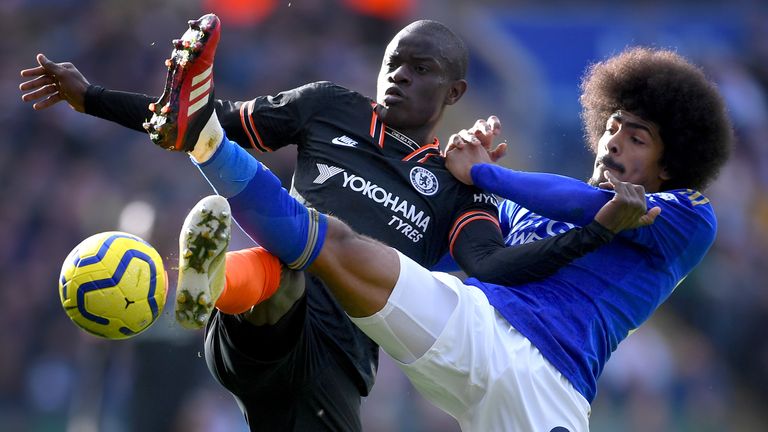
left=2, top=0, right=767, bottom=431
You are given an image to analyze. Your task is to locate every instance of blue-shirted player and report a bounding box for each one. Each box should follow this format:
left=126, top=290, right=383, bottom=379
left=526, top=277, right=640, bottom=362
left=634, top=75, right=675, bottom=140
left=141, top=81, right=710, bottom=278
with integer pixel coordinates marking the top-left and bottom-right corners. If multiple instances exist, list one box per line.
left=441, top=47, right=731, bottom=429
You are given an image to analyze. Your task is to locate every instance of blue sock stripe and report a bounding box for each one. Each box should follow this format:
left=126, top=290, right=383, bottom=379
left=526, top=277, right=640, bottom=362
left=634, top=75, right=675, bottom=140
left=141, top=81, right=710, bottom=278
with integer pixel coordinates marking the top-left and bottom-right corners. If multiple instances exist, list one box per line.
left=307, top=212, right=328, bottom=269
left=286, top=209, right=327, bottom=270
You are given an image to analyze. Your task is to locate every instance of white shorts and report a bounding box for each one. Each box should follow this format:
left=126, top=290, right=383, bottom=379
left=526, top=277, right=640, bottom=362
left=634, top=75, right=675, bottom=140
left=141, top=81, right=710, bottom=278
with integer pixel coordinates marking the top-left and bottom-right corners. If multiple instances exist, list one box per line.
left=355, top=252, right=590, bottom=432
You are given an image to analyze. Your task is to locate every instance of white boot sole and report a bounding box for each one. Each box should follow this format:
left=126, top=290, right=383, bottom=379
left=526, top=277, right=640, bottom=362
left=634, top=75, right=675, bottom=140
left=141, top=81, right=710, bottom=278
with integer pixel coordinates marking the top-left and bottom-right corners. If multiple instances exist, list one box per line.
left=175, top=195, right=231, bottom=329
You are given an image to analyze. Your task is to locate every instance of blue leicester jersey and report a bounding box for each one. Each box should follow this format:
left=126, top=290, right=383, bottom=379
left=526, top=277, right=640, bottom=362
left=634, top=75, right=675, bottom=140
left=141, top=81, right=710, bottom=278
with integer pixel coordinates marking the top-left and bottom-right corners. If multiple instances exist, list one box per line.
left=465, top=164, right=717, bottom=402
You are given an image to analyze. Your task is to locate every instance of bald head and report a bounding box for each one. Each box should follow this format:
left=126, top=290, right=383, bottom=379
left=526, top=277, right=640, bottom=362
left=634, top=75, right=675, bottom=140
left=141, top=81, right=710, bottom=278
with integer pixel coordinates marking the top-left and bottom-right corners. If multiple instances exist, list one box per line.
left=396, top=20, right=468, bottom=80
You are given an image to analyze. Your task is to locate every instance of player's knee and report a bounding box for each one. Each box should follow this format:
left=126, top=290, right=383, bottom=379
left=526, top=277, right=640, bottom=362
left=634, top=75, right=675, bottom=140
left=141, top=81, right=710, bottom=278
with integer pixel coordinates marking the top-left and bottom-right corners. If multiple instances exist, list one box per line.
left=243, top=270, right=306, bottom=325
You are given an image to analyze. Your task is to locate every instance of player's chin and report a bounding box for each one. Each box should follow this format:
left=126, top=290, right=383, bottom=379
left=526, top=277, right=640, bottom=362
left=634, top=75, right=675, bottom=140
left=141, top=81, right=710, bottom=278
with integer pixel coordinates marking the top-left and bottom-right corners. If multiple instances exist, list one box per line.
left=585, top=170, right=605, bottom=186
left=380, top=106, right=409, bottom=125
left=587, top=174, right=601, bottom=187
left=381, top=101, right=406, bottom=115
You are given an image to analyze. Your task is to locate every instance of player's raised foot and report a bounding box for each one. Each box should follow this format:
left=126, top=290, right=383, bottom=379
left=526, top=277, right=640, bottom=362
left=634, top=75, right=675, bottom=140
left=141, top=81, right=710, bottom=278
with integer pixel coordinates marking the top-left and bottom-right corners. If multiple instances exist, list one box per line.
left=144, top=13, right=220, bottom=152
left=175, top=195, right=231, bottom=329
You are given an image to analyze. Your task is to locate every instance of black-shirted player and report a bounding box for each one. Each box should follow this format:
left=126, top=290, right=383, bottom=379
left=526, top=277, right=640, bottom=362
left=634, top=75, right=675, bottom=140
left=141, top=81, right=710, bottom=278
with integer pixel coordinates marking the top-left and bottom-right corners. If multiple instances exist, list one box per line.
left=20, top=16, right=614, bottom=431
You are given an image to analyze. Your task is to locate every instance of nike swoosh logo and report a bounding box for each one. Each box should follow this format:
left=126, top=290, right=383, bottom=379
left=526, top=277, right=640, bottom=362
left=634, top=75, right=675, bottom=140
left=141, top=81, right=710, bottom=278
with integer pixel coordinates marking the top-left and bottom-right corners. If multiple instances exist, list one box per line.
left=331, top=136, right=358, bottom=147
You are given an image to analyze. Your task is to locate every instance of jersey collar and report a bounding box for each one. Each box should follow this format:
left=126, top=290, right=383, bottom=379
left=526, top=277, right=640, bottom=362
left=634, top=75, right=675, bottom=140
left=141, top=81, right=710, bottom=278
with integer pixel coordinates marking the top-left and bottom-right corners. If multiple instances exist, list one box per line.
left=371, top=102, right=443, bottom=159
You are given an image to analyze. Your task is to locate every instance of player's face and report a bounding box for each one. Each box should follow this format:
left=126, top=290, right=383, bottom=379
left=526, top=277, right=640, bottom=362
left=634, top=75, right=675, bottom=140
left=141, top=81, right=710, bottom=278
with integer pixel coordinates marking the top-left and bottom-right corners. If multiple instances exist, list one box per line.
left=376, top=29, right=460, bottom=134
left=588, top=111, right=670, bottom=193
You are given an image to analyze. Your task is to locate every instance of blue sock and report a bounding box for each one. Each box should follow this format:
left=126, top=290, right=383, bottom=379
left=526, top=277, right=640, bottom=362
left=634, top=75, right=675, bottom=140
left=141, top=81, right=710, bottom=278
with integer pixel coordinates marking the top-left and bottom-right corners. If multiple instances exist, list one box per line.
left=195, top=134, right=259, bottom=198
left=194, top=135, right=327, bottom=270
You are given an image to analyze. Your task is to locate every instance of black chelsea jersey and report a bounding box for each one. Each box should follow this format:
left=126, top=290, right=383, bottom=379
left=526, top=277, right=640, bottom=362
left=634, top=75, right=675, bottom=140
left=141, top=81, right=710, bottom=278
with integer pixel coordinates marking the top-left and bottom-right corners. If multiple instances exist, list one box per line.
left=219, top=81, right=500, bottom=269
left=83, top=81, right=503, bottom=403
left=213, top=82, right=502, bottom=399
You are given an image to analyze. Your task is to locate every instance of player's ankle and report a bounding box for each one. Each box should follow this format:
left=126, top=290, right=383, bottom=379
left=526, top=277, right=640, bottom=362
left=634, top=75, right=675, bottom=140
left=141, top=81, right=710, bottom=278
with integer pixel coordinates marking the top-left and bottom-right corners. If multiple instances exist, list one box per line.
left=189, top=111, right=224, bottom=163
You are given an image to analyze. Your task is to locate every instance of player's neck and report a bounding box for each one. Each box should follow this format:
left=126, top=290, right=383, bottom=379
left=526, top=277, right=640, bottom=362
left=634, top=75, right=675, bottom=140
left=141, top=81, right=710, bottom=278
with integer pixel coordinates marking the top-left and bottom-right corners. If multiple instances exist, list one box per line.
left=394, top=125, right=436, bottom=148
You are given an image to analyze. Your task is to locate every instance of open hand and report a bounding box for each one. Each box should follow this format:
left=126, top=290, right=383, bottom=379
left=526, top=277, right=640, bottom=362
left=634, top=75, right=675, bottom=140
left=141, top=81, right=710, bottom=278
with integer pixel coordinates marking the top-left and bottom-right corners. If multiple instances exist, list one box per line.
left=20, top=54, right=89, bottom=112
left=444, top=115, right=507, bottom=162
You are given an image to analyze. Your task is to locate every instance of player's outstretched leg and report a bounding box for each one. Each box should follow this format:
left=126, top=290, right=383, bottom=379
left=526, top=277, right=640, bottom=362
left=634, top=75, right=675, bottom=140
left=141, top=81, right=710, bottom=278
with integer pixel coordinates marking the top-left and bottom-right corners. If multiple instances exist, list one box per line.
left=176, top=195, right=231, bottom=329
left=144, top=13, right=220, bottom=152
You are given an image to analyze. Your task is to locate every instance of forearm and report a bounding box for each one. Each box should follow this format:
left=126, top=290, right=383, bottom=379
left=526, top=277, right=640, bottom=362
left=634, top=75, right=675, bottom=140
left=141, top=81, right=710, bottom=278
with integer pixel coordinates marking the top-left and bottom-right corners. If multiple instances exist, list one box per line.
left=456, top=221, right=614, bottom=285
left=84, top=85, right=155, bottom=133
left=85, top=86, right=259, bottom=152
left=471, top=163, right=613, bottom=225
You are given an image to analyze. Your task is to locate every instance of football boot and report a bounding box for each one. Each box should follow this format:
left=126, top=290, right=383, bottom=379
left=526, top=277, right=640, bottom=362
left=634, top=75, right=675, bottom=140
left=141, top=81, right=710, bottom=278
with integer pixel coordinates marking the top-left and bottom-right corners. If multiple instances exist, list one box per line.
left=144, top=14, right=220, bottom=152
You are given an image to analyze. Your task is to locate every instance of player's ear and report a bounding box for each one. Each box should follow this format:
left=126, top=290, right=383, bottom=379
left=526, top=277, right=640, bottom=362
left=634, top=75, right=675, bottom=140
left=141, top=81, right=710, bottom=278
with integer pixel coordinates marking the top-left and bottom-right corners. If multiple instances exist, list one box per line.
left=444, top=79, right=467, bottom=106
left=657, top=161, right=671, bottom=183
left=655, top=165, right=672, bottom=192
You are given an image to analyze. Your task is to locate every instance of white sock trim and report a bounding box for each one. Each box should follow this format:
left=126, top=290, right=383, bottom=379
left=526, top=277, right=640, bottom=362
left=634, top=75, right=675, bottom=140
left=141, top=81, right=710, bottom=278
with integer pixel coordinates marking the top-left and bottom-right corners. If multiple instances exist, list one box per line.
left=189, top=111, right=224, bottom=163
